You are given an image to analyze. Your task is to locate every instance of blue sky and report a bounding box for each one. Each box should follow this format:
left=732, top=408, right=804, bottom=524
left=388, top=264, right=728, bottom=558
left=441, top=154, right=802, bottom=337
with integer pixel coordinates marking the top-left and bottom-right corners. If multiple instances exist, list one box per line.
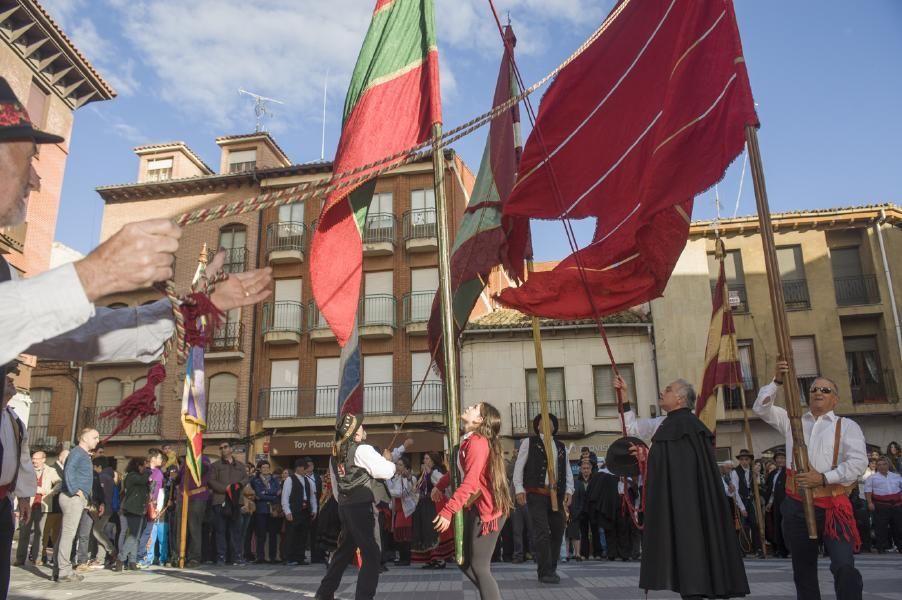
left=46, top=0, right=902, bottom=262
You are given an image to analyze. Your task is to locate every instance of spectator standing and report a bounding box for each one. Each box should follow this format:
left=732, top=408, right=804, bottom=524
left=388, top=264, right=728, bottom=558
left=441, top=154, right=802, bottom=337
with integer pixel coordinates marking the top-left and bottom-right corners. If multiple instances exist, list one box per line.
left=886, top=442, right=902, bottom=473
left=573, top=461, right=603, bottom=560
left=53, top=428, right=100, bottom=583
left=14, top=450, right=59, bottom=566
left=138, top=449, right=166, bottom=567
left=208, top=442, right=248, bottom=565
left=118, top=458, right=150, bottom=571
left=282, top=458, right=314, bottom=565
left=305, top=457, right=325, bottom=563
left=864, top=456, right=902, bottom=553
left=763, top=449, right=788, bottom=557
left=175, top=455, right=210, bottom=568
left=252, top=461, right=281, bottom=563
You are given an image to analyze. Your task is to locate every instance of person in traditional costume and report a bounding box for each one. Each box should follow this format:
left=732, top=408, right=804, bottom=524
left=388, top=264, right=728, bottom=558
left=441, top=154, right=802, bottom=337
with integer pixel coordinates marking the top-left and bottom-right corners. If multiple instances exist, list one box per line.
left=754, top=361, right=867, bottom=600
left=314, top=414, right=396, bottom=600
left=512, top=413, right=573, bottom=584
left=615, top=375, right=749, bottom=599
left=433, top=402, right=512, bottom=600
left=386, top=456, right=418, bottom=566
left=411, top=452, right=453, bottom=568
left=315, top=470, right=340, bottom=558
left=763, top=450, right=789, bottom=558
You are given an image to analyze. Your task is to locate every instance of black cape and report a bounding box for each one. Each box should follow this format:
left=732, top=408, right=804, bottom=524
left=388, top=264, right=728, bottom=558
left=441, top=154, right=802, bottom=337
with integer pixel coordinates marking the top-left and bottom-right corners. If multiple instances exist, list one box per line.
left=639, top=408, right=749, bottom=598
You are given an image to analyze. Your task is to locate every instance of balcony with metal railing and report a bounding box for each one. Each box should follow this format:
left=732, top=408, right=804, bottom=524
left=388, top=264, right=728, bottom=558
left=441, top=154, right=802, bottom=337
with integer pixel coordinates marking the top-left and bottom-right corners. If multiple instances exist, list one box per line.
left=834, top=274, right=881, bottom=307
left=401, top=290, right=435, bottom=334
left=262, top=301, right=303, bottom=345
left=403, top=208, right=437, bottom=252
left=258, top=381, right=445, bottom=421
left=362, top=213, right=396, bottom=256
left=82, top=406, right=160, bottom=438
left=711, top=282, right=749, bottom=314
left=222, top=246, right=247, bottom=273
left=229, top=161, right=256, bottom=174
left=208, top=321, right=244, bottom=358
left=782, top=279, right=811, bottom=311
left=510, top=399, right=585, bottom=437
left=307, top=302, right=336, bottom=342
left=26, top=425, right=60, bottom=450
left=206, top=401, right=238, bottom=433
left=358, top=295, right=396, bottom=338
left=266, top=221, right=307, bottom=264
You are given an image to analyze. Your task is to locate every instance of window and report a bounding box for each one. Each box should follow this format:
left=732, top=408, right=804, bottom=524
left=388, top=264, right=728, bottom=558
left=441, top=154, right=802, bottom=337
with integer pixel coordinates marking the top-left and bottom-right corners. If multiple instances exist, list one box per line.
left=408, top=268, right=438, bottom=322
left=725, top=340, right=757, bottom=409
left=363, top=271, right=394, bottom=326
left=208, top=373, right=238, bottom=431
left=708, top=249, right=748, bottom=312
left=368, top=192, right=394, bottom=229
left=777, top=246, right=810, bottom=310
left=526, top=367, right=566, bottom=405
left=25, top=80, right=49, bottom=129
left=228, top=149, right=257, bottom=173
left=278, top=202, right=305, bottom=229
left=315, top=357, right=339, bottom=416
left=791, top=336, right=819, bottom=405
left=593, top=365, right=635, bottom=417
left=96, top=378, right=122, bottom=408
left=29, top=388, right=52, bottom=442
left=832, top=247, right=878, bottom=305
left=364, top=354, right=393, bottom=414
left=218, top=224, right=247, bottom=273
left=411, top=352, right=442, bottom=413
left=844, top=336, right=887, bottom=404
left=146, top=157, right=173, bottom=181
left=269, top=360, right=298, bottom=418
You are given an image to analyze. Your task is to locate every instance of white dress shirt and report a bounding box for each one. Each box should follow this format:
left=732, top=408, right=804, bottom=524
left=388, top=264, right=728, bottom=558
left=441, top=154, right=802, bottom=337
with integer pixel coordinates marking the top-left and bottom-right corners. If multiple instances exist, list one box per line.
left=386, top=474, right=418, bottom=517
left=512, top=435, right=575, bottom=495
left=623, top=410, right=666, bottom=441
left=753, top=381, right=867, bottom=486
left=0, top=405, right=37, bottom=498
left=327, top=443, right=398, bottom=501
left=281, top=471, right=318, bottom=517
left=863, top=471, right=902, bottom=496
left=305, top=473, right=319, bottom=515
left=1, top=263, right=175, bottom=365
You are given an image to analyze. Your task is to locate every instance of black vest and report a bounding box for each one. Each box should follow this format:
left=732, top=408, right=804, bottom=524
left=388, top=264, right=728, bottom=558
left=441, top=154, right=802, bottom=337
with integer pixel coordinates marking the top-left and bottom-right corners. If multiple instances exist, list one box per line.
left=523, top=436, right=567, bottom=493
left=288, top=473, right=308, bottom=515
left=733, top=466, right=752, bottom=501
left=333, top=442, right=374, bottom=506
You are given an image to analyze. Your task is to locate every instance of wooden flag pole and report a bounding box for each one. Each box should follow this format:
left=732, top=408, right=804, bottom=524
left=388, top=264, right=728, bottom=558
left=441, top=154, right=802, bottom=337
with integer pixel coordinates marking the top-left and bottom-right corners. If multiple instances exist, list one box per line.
left=738, top=387, right=768, bottom=558
left=527, top=262, right=559, bottom=512
left=178, top=486, right=188, bottom=568
left=745, top=125, right=817, bottom=538
left=431, top=122, right=465, bottom=564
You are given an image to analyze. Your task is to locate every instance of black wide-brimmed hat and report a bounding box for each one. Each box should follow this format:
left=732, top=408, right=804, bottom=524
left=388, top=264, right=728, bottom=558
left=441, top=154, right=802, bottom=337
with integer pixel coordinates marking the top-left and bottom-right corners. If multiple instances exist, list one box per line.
left=336, top=413, right=363, bottom=441
left=735, top=449, right=755, bottom=460
left=605, top=436, right=648, bottom=477
left=532, top=413, right=559, bottom=436
left=772, top=449, right=786, bottom=459
left=0, top=77, right=64, bottom=144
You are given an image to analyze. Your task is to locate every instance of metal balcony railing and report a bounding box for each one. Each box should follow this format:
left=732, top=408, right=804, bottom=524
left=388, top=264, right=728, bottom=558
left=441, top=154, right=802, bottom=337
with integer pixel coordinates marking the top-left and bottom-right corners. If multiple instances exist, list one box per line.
left=510, top=399, right=584, bottom=436
left=26, top=425, right=59, bottom=449
left=210, top=321, right=243, bottom=352
left=206, top=402, right=238, bottom=433
left=83, top=407, right=160, bottom=437
left=834, top=274, right=880, bottom=306
left=362, top=213, right=396, bottom=245
left=782, top=279, right=811, bottom=310
left=229, top=161, right=256, bottom=174
left=266, top=221, right=307, bottom=254
left=402, top=291, right=435, bottom=325
left=403, top=208, right=437, bottom=241
left=408, top=381, right=444, bottom=414
left=307, top=302, right=330, bottom=332
left=359, top=295, right=396, bottom=328
left=711, top=282, right=749, bottom=313
left=258, top=381, right=443, bottom=420
left=724, top=377, right=758, bottom=410
left=262, top=302, right=304, bottom=336
left=222, top=246, right=247, bottom=273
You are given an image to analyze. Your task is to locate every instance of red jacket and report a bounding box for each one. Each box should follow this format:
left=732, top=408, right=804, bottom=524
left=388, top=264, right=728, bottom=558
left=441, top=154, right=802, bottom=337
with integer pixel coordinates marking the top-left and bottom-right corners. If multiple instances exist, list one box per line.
left=437, top=433, right=503, bottom=534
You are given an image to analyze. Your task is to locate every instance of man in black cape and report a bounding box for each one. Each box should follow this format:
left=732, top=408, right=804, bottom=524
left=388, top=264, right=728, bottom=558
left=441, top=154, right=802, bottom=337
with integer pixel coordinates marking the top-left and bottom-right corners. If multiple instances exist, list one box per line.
left=616, top=376, right=749, bottom=599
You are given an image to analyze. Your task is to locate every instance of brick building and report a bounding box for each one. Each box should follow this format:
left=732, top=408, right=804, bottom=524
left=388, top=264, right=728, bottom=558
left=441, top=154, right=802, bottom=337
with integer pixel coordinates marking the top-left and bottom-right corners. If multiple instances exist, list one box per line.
left=32, top=130, right=472, bottom=464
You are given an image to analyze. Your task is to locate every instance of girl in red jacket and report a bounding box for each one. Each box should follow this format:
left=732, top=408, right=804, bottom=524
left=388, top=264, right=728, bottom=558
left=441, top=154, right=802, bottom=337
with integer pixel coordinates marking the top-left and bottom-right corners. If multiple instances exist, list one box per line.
left=433, top=402, right=512, bottom=600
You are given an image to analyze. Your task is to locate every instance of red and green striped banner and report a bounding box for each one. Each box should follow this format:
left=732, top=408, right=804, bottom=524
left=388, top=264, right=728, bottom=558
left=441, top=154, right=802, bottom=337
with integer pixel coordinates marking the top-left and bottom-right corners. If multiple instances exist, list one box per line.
left=311, top=0, right=441, bottom=347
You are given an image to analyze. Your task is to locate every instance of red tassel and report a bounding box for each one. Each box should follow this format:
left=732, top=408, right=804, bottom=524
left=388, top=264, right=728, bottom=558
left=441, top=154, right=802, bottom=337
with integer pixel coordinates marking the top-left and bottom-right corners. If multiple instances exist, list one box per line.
left=823, top=496, right=862, bottom=552
left=98, top=363, right=166, bottom=444
left=181, top=292, right=225, bottom=347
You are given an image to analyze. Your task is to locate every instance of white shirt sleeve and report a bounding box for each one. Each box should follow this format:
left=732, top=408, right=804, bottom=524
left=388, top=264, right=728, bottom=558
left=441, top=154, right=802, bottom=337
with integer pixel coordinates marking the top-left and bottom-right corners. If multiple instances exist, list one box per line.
left=354, top=444, right=396, bottom=480
left=27, top=298, right=175, bottom=363
left=565, top=454, right=575, bottom=495
left=307, top=475, right=318, bottom=515
left=391, top=444, right=406, bottom=461
left=512, top=438, right=529, bottom=495
left=729, top=470, right=745, bottom=511
left=623, top=409, right=666, bottom=440
left=752, top=381, right=790, bottom=435
left=0, top=263, right=94, bottom=364
left=386, top=476, right=402, bottom=497
left=824, top=417, right=867, bottom=486
left=281, top=475, right=292, bottom=516
left=14, top=421, right=36, bottom=499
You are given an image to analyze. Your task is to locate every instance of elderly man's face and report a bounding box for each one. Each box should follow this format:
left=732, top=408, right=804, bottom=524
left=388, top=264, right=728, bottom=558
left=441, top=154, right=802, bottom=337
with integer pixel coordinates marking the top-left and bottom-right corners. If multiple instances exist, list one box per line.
left=659, top=381, right=684, bottom=413
left=0, top=141, right=39, bottom=227
left=32, top=451, right=46, bottom=469
left=808, top=378, right=839, bottom=416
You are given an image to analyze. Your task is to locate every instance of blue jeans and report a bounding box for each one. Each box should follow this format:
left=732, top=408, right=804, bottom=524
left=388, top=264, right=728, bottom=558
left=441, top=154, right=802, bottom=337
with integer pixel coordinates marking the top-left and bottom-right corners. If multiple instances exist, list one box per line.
left=141, top=522, right=169, bottom=566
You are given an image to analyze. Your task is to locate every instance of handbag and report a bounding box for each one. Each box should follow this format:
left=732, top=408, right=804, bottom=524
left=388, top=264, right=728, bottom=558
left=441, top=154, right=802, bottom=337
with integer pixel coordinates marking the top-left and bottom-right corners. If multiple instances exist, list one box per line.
left=146, top=500, right=158, bottom=521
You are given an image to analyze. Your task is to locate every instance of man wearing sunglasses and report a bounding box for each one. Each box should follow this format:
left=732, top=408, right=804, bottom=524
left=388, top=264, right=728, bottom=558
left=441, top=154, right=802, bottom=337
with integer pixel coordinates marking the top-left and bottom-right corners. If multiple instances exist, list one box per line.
left=208, top=442, right=249, bottom=565
left=754, top=360, right=867, bottom=600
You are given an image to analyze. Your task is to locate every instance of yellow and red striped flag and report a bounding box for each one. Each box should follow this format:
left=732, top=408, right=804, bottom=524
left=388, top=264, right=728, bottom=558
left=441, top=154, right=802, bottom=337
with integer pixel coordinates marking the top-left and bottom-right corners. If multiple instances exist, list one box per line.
left=696, top=238, right=743, bottom=432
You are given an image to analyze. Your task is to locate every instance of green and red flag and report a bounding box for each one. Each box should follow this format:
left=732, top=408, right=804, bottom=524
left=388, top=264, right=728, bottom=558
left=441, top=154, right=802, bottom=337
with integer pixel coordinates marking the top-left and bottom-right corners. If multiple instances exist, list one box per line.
left=426, top=24, right=528, bottom=375
left=311, top=0, right=442, bottom=347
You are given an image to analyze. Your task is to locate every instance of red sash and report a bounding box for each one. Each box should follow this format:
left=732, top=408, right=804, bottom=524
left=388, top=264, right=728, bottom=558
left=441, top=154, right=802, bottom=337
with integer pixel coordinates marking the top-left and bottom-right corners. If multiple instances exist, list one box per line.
left=873, top=492, right=902, bottom=507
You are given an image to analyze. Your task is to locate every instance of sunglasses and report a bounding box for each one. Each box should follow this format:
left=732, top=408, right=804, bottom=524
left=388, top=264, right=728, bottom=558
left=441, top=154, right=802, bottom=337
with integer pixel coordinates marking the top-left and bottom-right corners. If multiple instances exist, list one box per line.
left=809, top=386, right=834, bottom=395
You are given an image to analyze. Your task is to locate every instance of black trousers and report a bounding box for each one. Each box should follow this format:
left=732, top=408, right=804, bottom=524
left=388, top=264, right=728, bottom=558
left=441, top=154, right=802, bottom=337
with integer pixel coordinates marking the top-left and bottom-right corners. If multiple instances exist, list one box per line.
left=579, top=512, right=603, bottom=558
left=739, top=495, right=762, bottom=554
left=317, top=502, right=382, bottom=600
left=310, top=513, right=325, bottom=562
left=1, top=498, right=13, bottom=600
left=460, top=508, right=506, bottom=600
left=526, top=493, right=564, bottom=578
left=286, top=511, right=311, bottom=562
left=782, top=497, right=862, bottom=600
left=873, top=503, right=902, bottom=551
left=254, top=513, right=280, bottom=561
left=172, top=500, right=206, bottom=563
left=498, top=515, right=513, bottom=561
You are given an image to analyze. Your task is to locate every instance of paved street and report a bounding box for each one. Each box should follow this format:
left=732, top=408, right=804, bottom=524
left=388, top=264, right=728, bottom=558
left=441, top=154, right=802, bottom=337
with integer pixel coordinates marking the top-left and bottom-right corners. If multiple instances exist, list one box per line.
left=9, top=554, right=901, bottom=600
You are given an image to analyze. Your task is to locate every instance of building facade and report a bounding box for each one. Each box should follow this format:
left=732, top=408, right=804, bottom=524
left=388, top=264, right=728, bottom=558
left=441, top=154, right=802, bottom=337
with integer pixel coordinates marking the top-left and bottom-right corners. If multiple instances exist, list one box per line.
left=654, top=204, right=902, bottom=459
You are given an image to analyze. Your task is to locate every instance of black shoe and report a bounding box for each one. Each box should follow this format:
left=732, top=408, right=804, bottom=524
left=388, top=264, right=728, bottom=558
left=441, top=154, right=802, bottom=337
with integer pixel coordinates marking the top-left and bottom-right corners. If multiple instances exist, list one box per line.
left=511, top=557, right=524, bottom=564
left=539, top=574, right=560, bottom=584
left=420, top=562, right=434, bottom=569
left=56, top=573, right=85, bottom=583
left=186, top=560, right=201, bottom=568
left=314, top=594, right=335, bottom=600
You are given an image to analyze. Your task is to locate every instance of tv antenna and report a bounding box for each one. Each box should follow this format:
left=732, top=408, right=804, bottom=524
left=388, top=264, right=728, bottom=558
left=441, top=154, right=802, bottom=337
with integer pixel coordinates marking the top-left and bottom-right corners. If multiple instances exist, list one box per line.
left=238, top=89, right=285, bottom=132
